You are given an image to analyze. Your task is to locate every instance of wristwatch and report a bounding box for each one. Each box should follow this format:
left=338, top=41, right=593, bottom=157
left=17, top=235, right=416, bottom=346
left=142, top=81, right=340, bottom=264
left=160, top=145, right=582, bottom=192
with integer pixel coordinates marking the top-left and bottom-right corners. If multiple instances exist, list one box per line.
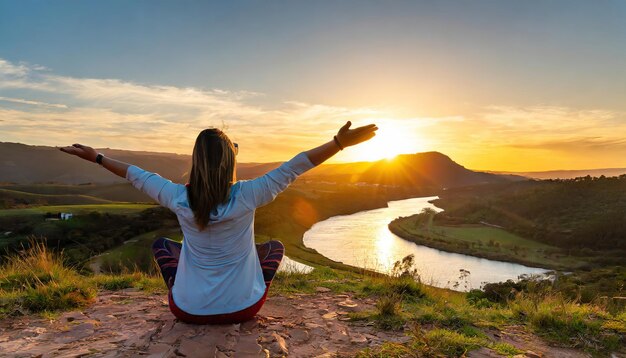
left=95, top=153, right=104, bottom=165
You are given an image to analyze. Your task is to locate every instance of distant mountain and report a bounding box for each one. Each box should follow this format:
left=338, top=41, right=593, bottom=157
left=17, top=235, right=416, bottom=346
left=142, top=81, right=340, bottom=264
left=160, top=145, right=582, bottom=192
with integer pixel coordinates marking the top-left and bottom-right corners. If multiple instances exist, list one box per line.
left=357, top=152, right=516, bottom=187
left=0, top=142, right=281, bottom=184
left=489, top=168, right=626, bottom=180
left=0, top=142, right=512, bottom=188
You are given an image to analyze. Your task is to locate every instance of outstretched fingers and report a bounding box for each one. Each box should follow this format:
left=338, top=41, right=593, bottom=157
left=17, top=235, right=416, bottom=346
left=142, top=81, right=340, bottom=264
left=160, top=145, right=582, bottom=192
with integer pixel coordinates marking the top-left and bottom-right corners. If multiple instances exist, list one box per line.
left=60, top=145, right=83, bottom=156
left=353, top=124, right=378, bottom=134
left=339, top=121, right=352, bottom=133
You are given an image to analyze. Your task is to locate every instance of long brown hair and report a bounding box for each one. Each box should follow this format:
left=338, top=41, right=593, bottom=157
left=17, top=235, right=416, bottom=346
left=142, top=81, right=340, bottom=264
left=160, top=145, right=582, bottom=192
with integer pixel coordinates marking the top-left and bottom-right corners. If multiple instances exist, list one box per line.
left=187, top=128, right=236, bottom=230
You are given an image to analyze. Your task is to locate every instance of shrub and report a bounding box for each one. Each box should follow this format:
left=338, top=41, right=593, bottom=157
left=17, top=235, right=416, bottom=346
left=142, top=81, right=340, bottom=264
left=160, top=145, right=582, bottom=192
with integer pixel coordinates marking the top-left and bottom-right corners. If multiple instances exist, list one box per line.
left=424, top=328, right=485, bottom=357
left=0, top=241, right=96, bottom=315
left=490, top=342, right=523, bottom=356
left=510, top=293, right=624, bottom=352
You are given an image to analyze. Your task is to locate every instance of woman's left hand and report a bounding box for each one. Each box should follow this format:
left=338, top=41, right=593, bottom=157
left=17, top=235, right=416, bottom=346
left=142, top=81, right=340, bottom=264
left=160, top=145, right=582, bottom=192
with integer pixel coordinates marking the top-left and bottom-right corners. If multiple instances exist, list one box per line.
left=59, top=143, right=98, bottom=163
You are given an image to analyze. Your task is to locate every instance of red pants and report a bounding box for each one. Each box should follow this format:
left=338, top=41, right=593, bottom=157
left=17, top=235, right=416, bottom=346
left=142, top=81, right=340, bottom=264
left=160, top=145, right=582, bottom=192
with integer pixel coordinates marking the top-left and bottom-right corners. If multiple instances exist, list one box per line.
left=153, top=238, right=284, bottom=325
left=168, top=287, right=269, bottom=325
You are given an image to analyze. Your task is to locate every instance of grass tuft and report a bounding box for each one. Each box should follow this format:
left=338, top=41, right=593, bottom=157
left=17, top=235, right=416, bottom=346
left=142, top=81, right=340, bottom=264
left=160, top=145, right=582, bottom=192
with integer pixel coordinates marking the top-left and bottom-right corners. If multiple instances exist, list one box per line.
left=0, top=240, right=96, bottom=315
left=424, top=328, right=485, bottom=357
left=510, top=293, right=624, bottom=352
left=490, top=342, right=523, bottom=356
left=0, top=240, right=166, bottom=317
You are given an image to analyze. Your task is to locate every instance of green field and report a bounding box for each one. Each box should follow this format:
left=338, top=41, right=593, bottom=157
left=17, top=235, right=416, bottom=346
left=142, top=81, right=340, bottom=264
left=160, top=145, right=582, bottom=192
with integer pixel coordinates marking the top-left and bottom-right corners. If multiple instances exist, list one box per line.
left=92, top=230, right=175, bottom=273
left=0, top=203, right=157, bottom=217
left=0, top=188, right=114, bottom=207
left=389, top=215, right=589, bottom=270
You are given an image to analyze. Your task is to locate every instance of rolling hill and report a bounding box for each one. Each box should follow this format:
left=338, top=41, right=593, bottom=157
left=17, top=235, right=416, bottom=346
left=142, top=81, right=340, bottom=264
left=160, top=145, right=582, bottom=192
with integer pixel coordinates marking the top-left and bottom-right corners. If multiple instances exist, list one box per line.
left=490, top=168, right=626, bottom=180
left=0, top=142, right=281, bottom=184
left=1, top=142, right=513, bottom=189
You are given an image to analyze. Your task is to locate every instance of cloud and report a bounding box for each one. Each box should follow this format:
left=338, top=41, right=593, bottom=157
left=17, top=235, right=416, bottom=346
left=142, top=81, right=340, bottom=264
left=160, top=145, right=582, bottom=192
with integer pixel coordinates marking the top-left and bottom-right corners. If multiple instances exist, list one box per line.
left=1, top=57, right=625, bottom=168
left=0, top=96, right=68, bottom=109
left=509, top=137, right=626, bottom=151
left=0, top=58, right=385, bottom=161
left=0, top=59, right=30, bottom=77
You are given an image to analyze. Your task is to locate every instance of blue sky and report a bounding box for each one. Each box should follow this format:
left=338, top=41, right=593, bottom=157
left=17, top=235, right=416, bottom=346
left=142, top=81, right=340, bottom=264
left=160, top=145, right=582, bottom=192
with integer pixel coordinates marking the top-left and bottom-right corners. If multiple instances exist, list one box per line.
left=1, top=1, right=625, bottom=170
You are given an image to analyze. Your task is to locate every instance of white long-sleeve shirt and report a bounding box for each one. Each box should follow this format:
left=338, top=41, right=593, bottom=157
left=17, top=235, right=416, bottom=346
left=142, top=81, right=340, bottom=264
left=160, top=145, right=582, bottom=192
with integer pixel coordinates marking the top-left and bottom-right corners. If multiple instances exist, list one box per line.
left=126, top=152, right=316, bottom=315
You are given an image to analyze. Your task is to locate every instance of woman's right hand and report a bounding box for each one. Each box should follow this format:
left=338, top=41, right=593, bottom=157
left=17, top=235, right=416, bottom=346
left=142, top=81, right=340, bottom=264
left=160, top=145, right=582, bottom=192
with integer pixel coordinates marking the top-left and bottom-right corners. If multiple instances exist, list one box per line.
left=335, top=121, right=378, bottom=148
left=59, top=143, right=99, bottom=163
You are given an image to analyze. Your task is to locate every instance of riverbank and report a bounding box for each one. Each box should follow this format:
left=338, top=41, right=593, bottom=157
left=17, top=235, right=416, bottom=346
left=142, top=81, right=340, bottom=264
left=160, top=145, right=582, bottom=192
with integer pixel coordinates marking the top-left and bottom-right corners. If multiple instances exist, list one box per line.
left=84, top=182, right=427, bottom=274
left=389, top=215, right=591, bottom=271
left=253, top=181, right=429, bottom=272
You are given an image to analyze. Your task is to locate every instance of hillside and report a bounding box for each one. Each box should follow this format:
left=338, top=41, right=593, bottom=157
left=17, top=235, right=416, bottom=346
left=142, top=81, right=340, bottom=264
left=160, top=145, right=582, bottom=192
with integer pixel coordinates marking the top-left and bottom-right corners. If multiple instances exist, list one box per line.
left=1, top=142, right=512, bottom=189
left=490, top=168, right=626, bottom=180
left=432, top=175, right=626, bottom=254
left=0, top=142, right=283, bottom=185
left=357, top=152, right=515, bottom=188
left=0, top=188, right=113, bottom=209
left=0, top=183, right=154, bottom=206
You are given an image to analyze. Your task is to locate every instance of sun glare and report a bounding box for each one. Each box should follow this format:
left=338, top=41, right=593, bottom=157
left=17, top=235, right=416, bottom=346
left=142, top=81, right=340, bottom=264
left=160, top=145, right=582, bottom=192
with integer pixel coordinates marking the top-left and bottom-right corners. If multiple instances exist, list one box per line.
left=349, top=121, right=425, bottom=162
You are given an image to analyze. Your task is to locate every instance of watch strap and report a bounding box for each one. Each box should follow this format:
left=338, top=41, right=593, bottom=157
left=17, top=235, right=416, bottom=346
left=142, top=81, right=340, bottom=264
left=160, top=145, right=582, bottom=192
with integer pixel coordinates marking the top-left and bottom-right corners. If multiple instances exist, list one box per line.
left=333, top=135, right=344, bottom=150
left=95, top=153, right=104, bottom=165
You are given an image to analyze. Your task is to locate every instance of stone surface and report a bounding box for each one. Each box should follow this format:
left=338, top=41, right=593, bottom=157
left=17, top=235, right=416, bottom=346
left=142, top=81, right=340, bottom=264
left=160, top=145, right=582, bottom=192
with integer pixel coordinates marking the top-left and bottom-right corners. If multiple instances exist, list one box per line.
left=0, top=289, right=600, bottom=358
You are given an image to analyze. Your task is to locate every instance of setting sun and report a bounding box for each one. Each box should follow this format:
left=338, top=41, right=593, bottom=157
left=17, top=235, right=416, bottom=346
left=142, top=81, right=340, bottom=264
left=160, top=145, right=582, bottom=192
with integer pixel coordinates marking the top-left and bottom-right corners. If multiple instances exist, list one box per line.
left=346, top=121, right=428, bottom=162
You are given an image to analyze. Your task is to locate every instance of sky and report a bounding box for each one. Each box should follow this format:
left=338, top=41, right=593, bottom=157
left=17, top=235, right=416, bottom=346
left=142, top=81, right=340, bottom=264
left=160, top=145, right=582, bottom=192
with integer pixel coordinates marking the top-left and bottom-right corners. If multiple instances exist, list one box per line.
left=1, top=0, right=625, bottom=171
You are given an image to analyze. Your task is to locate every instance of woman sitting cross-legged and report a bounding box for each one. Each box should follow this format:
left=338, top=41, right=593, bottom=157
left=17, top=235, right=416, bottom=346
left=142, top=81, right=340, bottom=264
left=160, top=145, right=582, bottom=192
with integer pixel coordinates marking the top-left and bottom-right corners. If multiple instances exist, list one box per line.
left=60, top=121, right=377, bottom=324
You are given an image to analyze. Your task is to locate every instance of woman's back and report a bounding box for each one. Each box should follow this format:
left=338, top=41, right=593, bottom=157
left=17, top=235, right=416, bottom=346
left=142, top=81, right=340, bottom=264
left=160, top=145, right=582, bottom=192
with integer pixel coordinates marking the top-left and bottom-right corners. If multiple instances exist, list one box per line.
left=127, top=152, right=316, bottom=315
left=59, top=121, right=377, bottom=322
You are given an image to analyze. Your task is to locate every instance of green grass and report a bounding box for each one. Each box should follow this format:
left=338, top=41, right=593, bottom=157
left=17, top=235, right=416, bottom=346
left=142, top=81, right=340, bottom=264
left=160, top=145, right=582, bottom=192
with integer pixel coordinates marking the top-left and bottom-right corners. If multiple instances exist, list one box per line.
left=1, top=244, right=623, bottom=356
left=510, top=294, right=626, bottom=352
left=390, top=214, right=588, bottom=270
left=0, top=188, right=113, bottom=207
left=93, top=230, right=175, bottom=273
left=0, top=203, right=157, bottom=217
left=423, top=328, right=486, bottom=356
left=490, top=342, right=524, bottom=356
left=0, top=241, right=165, bottom=317
left=0, top=241, right=97, bottom=315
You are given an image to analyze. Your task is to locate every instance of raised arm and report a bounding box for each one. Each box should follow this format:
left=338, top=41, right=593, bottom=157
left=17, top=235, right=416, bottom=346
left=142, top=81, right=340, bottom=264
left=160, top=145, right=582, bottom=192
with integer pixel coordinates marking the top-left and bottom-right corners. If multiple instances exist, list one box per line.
left=305, top=121, right=377, bottom=165
left=59, top=144, right=184, bottom=211
left=60, top=144, right=130, bottom=178
left=239, top=121, right=377, bottom=209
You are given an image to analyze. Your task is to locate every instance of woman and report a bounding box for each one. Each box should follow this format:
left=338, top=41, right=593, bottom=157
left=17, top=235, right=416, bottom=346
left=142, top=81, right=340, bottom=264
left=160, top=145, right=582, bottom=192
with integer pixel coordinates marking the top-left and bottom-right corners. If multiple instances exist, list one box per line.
left=60, top=121, right=377, bottom=324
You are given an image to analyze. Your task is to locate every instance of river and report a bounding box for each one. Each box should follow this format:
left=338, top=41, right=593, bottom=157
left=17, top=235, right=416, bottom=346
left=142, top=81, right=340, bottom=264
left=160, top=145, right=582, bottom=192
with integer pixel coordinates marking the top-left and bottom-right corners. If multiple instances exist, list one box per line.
left=303, top=196, right=548, bottom=291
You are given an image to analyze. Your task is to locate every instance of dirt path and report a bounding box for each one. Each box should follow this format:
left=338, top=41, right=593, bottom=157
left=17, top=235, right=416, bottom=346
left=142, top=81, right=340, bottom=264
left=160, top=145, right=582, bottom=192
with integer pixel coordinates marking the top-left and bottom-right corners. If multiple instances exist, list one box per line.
left=0, top=289, right=606, bottom=358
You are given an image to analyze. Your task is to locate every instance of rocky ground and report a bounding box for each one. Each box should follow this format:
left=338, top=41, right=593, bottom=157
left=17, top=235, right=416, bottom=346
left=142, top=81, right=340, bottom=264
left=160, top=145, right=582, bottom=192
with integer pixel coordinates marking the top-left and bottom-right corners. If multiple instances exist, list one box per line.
left=0, top=288, right=609, bottom=358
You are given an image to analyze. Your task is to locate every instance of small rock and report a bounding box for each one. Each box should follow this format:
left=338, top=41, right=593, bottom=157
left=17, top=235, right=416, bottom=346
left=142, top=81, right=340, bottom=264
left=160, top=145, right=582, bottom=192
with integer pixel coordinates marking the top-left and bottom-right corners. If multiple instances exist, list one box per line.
left=235, top=334, right=263, bottom=356
left=289, top=328, right=310, bottom=342
left=62, top=311, right=86, bottom=322
left=525, top=351, right=543, bottom=358
left=241, top=318, right=259, bottom=333
left=322, top=312, right=337, bottom=320
left=337, top=300, right=358, bottom=309
left=315, top=287, right=331, bottom=293
left=350, top=333, right=368, bottom=344
left=271, top=332, right=289, bottom=355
